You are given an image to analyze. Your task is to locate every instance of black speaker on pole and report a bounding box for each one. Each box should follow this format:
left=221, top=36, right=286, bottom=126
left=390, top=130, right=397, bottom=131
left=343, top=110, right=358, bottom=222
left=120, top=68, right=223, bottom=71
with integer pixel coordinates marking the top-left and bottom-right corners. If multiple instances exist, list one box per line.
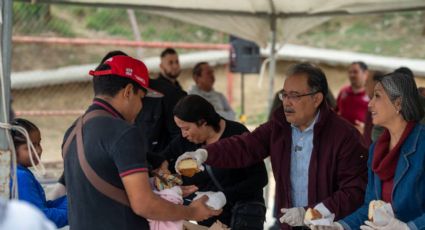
left=229, top=36, right=261, bottom=74
left=229, top=36, right=261, bottom=123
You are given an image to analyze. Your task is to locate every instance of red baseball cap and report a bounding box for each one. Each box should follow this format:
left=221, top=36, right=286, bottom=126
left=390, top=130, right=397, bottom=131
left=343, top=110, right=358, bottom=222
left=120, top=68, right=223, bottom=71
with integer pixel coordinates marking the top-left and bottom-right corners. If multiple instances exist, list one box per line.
left=89, top=55, right=163, bottom=98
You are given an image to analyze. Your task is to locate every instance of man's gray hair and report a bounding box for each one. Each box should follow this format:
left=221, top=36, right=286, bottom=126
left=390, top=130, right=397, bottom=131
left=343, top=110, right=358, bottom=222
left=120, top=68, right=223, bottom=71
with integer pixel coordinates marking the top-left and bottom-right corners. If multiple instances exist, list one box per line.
left=379, top=72, right=424, bottom=121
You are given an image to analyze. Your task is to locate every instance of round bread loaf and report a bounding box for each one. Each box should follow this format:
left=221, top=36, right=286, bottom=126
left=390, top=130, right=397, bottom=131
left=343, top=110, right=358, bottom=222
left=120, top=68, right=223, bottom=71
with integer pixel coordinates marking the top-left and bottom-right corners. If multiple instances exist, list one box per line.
left=177, top=158, right=199, bottom=177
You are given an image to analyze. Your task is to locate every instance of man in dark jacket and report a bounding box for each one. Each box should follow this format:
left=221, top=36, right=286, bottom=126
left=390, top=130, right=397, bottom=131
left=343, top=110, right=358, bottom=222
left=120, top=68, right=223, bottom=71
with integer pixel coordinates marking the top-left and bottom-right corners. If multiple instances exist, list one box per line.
left=136, top=48, right=187, bottom=155
left=176, top=63, right=368, bottom=230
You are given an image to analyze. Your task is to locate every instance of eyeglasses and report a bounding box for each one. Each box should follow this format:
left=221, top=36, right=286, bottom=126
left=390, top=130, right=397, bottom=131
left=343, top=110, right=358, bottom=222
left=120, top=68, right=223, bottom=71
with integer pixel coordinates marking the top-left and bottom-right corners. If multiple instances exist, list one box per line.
left=278, top=91, right=318, bottom=102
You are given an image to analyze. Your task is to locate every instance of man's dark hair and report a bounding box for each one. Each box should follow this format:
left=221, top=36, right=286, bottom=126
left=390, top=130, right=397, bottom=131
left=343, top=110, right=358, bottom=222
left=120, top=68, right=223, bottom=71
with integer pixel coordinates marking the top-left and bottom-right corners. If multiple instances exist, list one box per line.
left=372, top=71, right=385, bottom=82
left=192, top=62, right=207, bottom=78
left=92, top=64, right=142, bottom=97
left=286, top=62, right=329, bottom=100
left=394, top=67, right=414, bottom=79
left=173, top=95, right=221, bottom=133
left=11, top=118, right=39, bottom=148
left=352, top=61, right=368, bottom=71
left=96, top=50, right=128, bottom=70
left=160, top=48, right=177, bottom=58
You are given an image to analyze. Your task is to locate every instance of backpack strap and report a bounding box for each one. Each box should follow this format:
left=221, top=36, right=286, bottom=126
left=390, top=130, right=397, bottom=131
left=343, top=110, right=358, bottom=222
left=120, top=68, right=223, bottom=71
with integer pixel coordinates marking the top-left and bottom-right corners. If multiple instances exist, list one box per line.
left=205, top=165, right=224, bottom=192
left=62, top=110, right=130, bottom=207
left=62, top=110, right=110, bottom=158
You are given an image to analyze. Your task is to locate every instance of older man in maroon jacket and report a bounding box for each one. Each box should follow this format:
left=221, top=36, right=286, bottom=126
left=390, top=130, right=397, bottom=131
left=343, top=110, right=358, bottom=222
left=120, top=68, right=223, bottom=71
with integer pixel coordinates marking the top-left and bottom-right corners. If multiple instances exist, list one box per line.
left=176, top=63, right=368, bottom=230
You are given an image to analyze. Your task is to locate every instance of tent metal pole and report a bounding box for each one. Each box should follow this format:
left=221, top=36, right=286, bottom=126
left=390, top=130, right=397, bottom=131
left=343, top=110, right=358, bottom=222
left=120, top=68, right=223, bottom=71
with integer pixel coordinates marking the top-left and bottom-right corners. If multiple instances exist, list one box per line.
left=240, top=73, right=245, bottom=120
left=0, top=0, right=12, bottom=199
left=127, top=9, right=144, bottom=59
left=264, top=0, right=278, bottom=213
left=267, top=15, right=277, bottom=115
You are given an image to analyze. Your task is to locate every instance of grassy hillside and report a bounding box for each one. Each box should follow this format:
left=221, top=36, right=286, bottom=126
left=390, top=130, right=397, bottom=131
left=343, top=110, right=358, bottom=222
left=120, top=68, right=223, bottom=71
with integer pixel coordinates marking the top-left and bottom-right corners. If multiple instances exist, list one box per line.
left=13, top=3, right=227, bottom=43
left=294, top=11, right=425, bottom=59
left=11, top=3, right=228, bottom=71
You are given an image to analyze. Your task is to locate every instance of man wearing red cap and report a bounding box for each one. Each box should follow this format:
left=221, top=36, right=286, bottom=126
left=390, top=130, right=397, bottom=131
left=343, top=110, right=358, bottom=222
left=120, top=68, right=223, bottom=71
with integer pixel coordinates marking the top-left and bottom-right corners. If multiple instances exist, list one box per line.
left=62, top=55, right=220, bottom=230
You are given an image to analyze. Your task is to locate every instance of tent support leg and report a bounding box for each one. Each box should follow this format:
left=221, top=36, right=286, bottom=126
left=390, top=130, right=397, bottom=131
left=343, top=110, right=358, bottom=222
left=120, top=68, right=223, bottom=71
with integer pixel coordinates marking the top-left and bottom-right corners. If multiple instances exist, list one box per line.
left=0, top=0, right=13, bottom=199
left=267, top=16, right=277, bottom=115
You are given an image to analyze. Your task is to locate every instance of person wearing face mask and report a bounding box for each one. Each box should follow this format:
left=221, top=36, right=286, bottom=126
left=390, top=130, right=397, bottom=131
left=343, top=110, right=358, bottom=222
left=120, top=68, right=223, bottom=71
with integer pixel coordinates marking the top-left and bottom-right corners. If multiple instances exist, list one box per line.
left=175, top=63, right=368, bottom=230
left=10, top=118, right=68, bottom=228
left=154, top=95, right=267, bottom=228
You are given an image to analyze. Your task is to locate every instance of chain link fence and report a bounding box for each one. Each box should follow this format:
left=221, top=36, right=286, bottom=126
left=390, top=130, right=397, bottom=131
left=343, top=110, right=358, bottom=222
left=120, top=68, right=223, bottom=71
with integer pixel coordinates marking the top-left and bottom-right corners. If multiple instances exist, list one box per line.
left=11, top=2, right=232, bottom=164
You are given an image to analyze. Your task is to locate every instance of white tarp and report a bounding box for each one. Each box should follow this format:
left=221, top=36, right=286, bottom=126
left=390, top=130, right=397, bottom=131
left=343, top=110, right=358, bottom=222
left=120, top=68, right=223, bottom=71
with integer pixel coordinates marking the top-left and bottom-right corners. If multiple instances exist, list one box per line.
left=11, top=44, right=425, bottom=89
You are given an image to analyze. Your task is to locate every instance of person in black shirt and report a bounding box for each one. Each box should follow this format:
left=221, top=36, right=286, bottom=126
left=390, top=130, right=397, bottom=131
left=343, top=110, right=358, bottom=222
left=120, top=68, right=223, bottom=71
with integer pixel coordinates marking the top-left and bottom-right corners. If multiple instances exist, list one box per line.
left=155, top=95, right=268, bottom=227
left=63, top=55, right=220, bottom=230
left=136, top=48, right=187, bottom=155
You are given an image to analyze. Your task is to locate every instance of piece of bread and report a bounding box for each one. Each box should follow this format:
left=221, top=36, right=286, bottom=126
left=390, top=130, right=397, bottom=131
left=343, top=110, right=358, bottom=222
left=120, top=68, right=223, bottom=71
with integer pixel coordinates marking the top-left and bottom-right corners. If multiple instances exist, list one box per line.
left=177, top=158, right=199, bottom=177
left=368, top=200, right=386, bottom=221
left=305, top=208, right=323, bottom=221
left=154, top=173, right=183, bottom=191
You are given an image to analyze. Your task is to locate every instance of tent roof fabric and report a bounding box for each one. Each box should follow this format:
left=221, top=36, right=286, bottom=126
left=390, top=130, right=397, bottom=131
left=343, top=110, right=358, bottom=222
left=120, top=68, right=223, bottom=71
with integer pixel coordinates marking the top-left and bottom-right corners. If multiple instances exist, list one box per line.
left=20, top=0, right=425, bottom=16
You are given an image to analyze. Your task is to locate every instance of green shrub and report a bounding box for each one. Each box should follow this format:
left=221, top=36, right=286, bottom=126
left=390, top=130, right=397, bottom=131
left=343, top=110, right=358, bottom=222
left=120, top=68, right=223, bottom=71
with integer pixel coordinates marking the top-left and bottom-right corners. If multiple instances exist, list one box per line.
left=86, top=9, right=128, bottom=31
left=13, top=2, right=74, bottom=36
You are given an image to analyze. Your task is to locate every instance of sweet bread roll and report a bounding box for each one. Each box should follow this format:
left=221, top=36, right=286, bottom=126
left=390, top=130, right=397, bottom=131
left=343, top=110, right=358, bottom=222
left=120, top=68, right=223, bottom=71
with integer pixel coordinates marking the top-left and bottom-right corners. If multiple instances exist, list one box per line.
left=368, top=200, right=386, bottom=221
left=177, top=158, right=199, bottom=177
left=305, top=208, right=322, bottom=221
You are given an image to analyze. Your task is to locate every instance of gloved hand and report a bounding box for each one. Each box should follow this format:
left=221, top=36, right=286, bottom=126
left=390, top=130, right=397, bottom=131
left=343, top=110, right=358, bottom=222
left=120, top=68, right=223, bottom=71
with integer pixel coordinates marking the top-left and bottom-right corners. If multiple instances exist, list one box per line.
left=360, top=208, right=408, bottom=230
left=193, top=191, right=226, bottom=210
left=279, top=207, right=306, bottom=226
left=360, top=218, right=409, bottom=230
left=308, top=222, right=344, bottom=230
left=175, top=148, right=208, bottom=174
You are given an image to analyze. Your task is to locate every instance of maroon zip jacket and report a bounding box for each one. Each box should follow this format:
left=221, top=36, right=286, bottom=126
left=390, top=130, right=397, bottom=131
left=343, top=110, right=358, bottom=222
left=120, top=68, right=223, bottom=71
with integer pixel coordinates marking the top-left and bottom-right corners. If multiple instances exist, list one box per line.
left=205, top=103, right=367, bottom=229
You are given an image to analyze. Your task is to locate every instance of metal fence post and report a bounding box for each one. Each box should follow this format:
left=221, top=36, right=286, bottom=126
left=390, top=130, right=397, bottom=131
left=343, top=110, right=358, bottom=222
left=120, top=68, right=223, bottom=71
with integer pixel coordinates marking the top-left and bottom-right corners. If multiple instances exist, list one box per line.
left=0, top=0, right=13, bottom=199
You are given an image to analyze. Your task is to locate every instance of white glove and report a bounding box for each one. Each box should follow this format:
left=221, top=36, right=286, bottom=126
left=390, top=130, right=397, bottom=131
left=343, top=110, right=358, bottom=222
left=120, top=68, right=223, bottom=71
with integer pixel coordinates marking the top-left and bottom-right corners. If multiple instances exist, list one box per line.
left=175, top=148, right=208, bottom=174
left=309, top=222, right=344, bottom=230
left=279, top=207, right=306, bottom=226
left=360, top=207, right=408, bottom=230
left=360, top=218, right=409, bottom=230
left=193, top=191, right=226, bottom=210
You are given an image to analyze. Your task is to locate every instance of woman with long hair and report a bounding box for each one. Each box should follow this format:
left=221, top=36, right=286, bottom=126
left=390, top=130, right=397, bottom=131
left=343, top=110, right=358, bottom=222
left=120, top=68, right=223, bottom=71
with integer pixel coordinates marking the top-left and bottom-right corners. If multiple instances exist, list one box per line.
left=156, top=95, right=268, bottom=228
left=317, top=72, right=425, bottom=230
